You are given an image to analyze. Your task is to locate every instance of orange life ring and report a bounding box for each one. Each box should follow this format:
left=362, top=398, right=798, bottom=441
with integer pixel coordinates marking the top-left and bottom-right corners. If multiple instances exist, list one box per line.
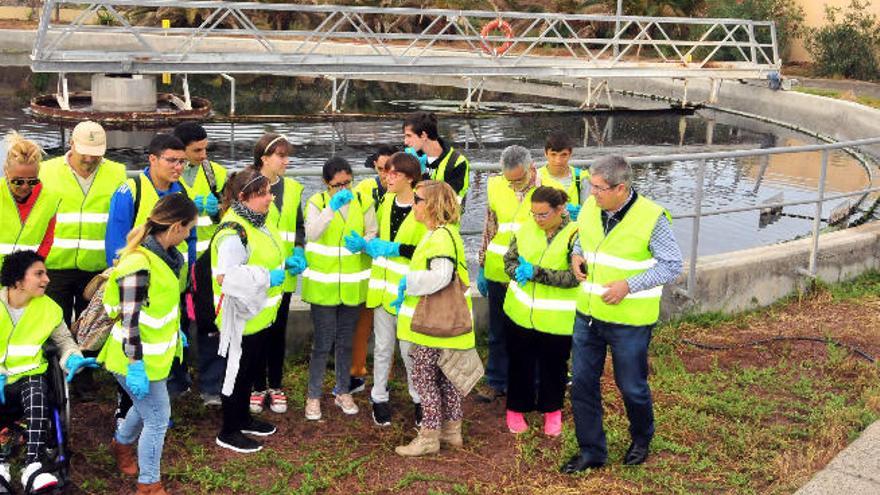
left=480, top=19, right=513, bottom=56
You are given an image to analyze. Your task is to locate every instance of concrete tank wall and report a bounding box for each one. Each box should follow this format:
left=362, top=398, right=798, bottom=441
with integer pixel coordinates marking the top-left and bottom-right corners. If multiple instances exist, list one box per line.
left=91, top=74, right=157, bottom=112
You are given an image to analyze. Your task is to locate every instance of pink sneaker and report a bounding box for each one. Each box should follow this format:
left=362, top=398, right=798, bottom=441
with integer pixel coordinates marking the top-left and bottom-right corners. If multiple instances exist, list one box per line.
left=506, top=410, right=528, bottom=434
left=543, top=410, right=562, bottom=437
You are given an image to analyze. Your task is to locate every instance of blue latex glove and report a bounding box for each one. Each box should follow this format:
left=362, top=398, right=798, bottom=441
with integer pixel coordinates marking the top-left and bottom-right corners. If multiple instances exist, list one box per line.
left=566, top=203, right=581, bottom=221
left=390, top=277, right=407, bottom=312
left=269, top=269, right=286, bottom=287
left=126, top=361, right=150, bottom=400
left=64, top=354, right=99, bottom=383
left=405, top=146, right=429, bottom=173
left=178, top=330, right=189, bottom=348
left=477, top=267, right=489, bottom=297
left=364, top=238, right=401, bottom=259
left=285, top=247, right=307, bottom=276
left=329, top=189, right=353, bottom=211
left=344, top=230, right=367, bottom=253
left=0, top=374, right=6, bottom=404
left=515, top=256, right=535, bottom=286
left=194, top=194, right=219, bottom=216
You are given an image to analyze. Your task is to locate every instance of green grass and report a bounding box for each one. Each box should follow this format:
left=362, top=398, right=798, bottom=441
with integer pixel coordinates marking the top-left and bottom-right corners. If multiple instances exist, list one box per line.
left=794, top=86, right=880, bottom=110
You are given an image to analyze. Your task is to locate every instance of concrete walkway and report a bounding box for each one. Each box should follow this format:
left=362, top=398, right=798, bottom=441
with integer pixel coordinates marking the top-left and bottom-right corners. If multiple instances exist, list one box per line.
left=794, top=420, right=880, bottom=494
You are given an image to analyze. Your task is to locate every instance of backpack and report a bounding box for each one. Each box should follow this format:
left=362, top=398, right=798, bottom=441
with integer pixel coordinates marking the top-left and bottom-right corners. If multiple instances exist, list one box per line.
left=191, top=221, right=248, bottom=333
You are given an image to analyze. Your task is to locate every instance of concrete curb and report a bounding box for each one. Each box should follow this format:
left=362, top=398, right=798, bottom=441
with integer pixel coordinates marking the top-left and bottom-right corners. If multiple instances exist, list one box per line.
left=794, top=420, right=880, bottom=495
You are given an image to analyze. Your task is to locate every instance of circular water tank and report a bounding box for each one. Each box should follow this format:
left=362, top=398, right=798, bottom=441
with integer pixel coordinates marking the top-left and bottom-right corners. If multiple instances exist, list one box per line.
left=91, top=74, right=157, bottom=112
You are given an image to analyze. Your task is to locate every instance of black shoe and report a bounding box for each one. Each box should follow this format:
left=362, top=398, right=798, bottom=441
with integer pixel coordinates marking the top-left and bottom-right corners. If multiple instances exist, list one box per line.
left=560, top=454, right=604, bottom=474
left=623, top=443, right=649, bottom=465
left=349, top=376, right=366, bottom=394
left=371, top=401, right=392, bottom=426
left=216, top=431, right=263, bottom=453
left=414, top=402, right=423, bottom=427
left=475, top=386, right=505, bottom=404
left=241, top=418, right=276, bottom=437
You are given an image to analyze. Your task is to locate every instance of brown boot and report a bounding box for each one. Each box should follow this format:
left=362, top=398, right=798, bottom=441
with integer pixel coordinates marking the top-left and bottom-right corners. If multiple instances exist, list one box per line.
left=395, top=428, right=441, bottom=457
left=135, top=482, right=170, bottom=495
left=110, top=439, right=138, bottom=476
left=440, top=420, right=463, bottom=448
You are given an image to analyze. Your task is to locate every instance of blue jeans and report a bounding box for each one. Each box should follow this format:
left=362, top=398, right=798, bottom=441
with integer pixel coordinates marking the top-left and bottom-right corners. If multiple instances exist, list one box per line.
left=485, top=280, right=510, bottom=393
left=114, top=375, right=171, bottom=484
left=307, top=304, right=359, bottom=398
left=570, top=314, right=654, bottom=463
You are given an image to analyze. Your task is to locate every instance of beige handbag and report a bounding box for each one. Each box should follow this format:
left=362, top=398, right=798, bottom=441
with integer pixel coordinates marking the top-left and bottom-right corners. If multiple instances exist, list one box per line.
left=438, top=348, right=485, bottom=396
left=411, top=227, right=473, bottom=338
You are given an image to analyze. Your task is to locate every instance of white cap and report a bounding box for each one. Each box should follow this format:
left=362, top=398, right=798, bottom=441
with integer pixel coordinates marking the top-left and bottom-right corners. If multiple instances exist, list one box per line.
left=71, top=121, right=107, bottom=156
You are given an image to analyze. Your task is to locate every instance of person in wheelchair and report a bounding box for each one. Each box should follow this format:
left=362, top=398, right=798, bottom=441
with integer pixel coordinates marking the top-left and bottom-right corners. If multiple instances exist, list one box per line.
left=1, top=250, right=98, bottom=493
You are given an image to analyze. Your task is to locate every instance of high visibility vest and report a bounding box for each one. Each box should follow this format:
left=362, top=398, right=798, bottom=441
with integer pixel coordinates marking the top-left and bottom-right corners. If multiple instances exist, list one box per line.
left=211, top=209, right=285, bottom=335
left=432, top=147, right=469, bottom=201
left=267, top=177, right=304, bottom=293
left=484, top=175, right=535, bottom=283
left=397, top=225, right=474, bottom=350
left=39, top=156, right=127, bottom=272
left=366, top=193, right=426, bottom=314
left=179, top=161, right=228, bottom=257
left=98, top=248, right=186, bottom=381
left=538, top=165, right=589, bottom=206
left=0, top=294, right=62, bottom=385
left=125, top=173, right=189, bottom=258
left=577, top=195, right=669, bottom=326
left=301, top=191, right=371, bottom=306
left=0, top=182, right=59, bottom=269
left=354, top=177, right=384, bottom=214
left=503, top=220, right=579, bottom=335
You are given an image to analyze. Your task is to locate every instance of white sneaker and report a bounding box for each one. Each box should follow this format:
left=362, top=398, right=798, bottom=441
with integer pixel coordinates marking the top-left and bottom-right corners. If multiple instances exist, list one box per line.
left=334, top=394, right=359, bottom=415
left=21, top=462, right=58, bottom=492
left=0, top=463, right=11, bottom=493
left=267, top=389, right=288, bottom=414
left=305, top=398, right=322, bottom=421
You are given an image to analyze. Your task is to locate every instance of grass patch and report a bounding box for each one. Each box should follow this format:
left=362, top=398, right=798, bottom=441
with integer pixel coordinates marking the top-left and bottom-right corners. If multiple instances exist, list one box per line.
left=794, top=86, right=880, bottom=110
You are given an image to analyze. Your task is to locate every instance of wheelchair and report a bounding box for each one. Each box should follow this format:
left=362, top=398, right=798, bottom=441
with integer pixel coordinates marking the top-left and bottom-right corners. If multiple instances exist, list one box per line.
left=0, top=348, right=71, bottom=495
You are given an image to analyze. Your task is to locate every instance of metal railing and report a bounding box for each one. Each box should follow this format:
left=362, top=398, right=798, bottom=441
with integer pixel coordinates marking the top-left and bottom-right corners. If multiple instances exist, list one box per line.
left=33, top=0, right=779, bottom=79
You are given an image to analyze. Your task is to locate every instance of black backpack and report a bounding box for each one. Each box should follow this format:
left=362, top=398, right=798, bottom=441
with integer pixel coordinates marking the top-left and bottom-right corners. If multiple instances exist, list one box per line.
left=192, top=221, right=248, bottom=334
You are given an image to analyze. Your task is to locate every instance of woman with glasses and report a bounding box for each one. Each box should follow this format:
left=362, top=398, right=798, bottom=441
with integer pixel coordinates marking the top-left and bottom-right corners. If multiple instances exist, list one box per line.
left=0, top=132, right=59, bottom=270
left=393, top=180, right=474, bottom=457
left=246, top=134, right=305, bottom=416
left=501, top=186, right=579, bottom=437
left=211, top=168, right=286, bottom=454
left=302, top=156, right=377, bottom=421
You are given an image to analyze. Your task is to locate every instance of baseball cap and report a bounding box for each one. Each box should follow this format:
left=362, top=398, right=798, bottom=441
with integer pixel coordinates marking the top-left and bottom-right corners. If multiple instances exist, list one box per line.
left=71, top=121, right=107, bottom=156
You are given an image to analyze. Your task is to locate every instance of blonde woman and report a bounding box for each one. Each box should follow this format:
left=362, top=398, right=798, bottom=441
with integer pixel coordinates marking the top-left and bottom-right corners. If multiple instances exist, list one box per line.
left=1, top=132, right=59, bottom=268
left=98, top=193, right=198, bottom=495
left=393, top=180, right=475, bottom=456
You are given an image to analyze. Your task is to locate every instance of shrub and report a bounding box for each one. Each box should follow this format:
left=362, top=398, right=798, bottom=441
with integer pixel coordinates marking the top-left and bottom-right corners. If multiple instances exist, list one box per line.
left=808, top=0, right=880, bottom=80
left=705, top=0, right=805, bottom=62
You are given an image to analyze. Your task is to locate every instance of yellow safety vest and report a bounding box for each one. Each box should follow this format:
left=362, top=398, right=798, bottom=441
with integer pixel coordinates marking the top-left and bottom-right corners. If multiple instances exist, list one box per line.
left=484, top=175, right=535, bottom=283
left=125, top=173, right=189, bottom=258
left=353, top=177, right=384, bottom=214
left=0, top=182, right=60, bottom=269
left=537, top=165, right=589, bottom=206
left=179, top=161, right=228, bottom=257
left=267, top=177, right=304, bottom=293
left=99, top=248, right=186, bottom=381
left=0, top=294, right=63, bottom=385
left=503, top=220, right=579, bottom=335
left=432, top=147, right=469, bottom=201
left=39, top=156, right=127, bottom=272
left=397, top=225, right=475, bottom=350
left=577, top=195, right=669, bottom=326
left=211, top=209, right=285, bottom=335
left=366, top=193, right=426, bottom=314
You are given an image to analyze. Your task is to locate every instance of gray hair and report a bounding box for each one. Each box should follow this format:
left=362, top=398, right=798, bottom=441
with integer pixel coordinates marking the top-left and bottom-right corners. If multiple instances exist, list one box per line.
left=500, top=145, right=532, bottom=171
left=590, top=155, right=632, bottom=188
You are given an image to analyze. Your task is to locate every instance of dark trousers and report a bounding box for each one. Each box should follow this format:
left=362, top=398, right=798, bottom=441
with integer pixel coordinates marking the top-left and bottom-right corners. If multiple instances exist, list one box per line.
left=254, top=292, right=292, bottom=391
left=196, top=328, right=225, bottom=398
left=570, top=314, right=654, bottom=463
left=45, top=268, right=99, bottom=326
left=221, top=329, right=270, bottom=435
left=505, top=321, right=572, bottom=413
left=485, top=280, right=511, bottom=393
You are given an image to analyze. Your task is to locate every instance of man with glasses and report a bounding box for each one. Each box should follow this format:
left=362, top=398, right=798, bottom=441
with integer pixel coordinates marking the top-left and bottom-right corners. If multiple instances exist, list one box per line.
left=40, top=121, right=127, bottom=326
left=561, top=155, right=682, bottom=474
left=475, top=145, right=541, bottom=404
left=105, top=133, right=196, bottom=418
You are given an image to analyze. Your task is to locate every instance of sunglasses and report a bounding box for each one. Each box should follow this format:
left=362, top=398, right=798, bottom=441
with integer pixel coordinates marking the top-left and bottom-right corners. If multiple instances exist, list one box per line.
left=413, top=194, right=425, bottom=204
left=9, top=178, right=40, bottom=187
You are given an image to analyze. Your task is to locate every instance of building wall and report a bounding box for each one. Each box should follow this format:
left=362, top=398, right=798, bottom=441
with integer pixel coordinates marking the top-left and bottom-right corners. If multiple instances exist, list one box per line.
left=790, top=0, right=880, bottom=62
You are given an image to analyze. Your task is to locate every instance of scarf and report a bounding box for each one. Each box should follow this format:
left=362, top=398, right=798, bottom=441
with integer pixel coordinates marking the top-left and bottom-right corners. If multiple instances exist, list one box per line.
left=142, top=234, right=184, bottom=276
left=231, top=201, right=267, bottom=228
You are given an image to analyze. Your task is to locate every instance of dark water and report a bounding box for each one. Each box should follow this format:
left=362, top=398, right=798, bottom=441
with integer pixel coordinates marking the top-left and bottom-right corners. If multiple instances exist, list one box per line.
left=0, top=75, right=874, bottom=263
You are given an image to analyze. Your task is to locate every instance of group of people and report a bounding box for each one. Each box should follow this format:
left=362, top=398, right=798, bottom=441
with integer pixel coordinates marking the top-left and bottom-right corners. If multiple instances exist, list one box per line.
left=0, top=109, right=682, bottom=494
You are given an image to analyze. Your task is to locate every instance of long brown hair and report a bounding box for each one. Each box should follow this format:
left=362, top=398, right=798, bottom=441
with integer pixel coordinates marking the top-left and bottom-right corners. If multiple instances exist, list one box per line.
left=119, top=193, right=198, bottom=257
left=252, top=133, right=292, bottom=170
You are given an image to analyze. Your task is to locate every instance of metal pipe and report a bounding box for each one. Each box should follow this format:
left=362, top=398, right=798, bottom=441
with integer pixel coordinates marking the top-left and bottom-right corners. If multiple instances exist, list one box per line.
left=687, top=159, right=705, bottom=298
left=808, top=150, right=829, bottom=276
left=220, top=73, right=235, bottom=116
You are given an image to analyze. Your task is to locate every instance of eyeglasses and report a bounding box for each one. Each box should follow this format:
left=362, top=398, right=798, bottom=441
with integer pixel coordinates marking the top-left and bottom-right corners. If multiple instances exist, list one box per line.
left=531, top=210, right=554, bottom=221
left=9, top=178, right=40, bottom=187
left=413, top=194, right=425, bottom=204
left=159, top=155, right=187, bottom=166
left=590, top=182, right=617, bottom=193
left=328, top=179, right=352, bottom=189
